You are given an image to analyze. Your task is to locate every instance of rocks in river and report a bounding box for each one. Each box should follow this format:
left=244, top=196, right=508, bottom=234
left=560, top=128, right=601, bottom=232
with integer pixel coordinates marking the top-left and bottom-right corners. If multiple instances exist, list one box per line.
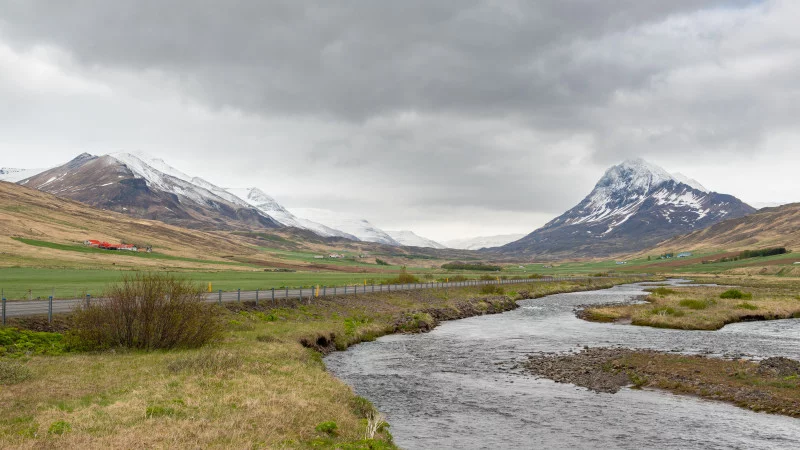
left=758, top=357, right=800, bottom=377
left=524, top=348, right=638, bottom=393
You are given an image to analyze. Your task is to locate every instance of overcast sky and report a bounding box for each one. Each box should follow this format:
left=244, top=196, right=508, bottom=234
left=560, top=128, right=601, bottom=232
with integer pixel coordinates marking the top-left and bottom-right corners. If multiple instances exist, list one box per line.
left=1, top=0, right=798, bottom=242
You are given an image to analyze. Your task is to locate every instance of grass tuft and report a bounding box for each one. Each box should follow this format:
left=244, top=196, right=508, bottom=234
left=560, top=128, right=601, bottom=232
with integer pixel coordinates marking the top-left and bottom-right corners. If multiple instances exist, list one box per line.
left=0, top=360, right=33, bottom=384
left=720, top=289, right=752, bottom=300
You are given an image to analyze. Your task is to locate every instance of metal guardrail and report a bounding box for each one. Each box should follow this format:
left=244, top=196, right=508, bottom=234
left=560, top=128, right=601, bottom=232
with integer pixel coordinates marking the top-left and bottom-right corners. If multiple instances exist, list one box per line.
left=2, top=275, right=646, bottom=321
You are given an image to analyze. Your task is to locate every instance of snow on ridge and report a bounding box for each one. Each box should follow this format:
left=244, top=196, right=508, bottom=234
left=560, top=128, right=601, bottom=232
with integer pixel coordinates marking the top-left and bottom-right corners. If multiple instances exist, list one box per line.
left=288, top=207, right=400, bottom=245
left=0, top=167, right=49, bottom=183
left=385, top=230, right=447, bottom=249
left=672, top=172, right=709, bottom=193
left=226, top=188, right=356, bottom=239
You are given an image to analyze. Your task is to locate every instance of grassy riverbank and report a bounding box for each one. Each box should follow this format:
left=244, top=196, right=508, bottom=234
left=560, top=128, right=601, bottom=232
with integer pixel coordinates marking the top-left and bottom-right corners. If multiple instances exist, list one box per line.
left=525, top=348, right=800, bottom=418
left=0, top=278, right=636, bottom=449
left=581, top=278, right=800, bottom=330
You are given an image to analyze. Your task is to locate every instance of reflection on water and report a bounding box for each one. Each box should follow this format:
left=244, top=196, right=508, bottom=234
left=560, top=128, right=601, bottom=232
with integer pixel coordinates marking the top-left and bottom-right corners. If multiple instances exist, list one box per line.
left=325, top=280, right=800, bottom=449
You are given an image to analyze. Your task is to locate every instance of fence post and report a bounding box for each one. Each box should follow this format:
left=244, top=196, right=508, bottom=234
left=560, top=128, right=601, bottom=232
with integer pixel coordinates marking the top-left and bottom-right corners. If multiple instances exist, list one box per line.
left=285, top=287, right=288, bottom=299
left=85, top=294, right=91, bottom=307
left=344, top=285, right=347, bottom=294
left=48, top=296, right=53, bottom=324
left=272, top=288, right=275, bottom=304
left=255, top=289, right=259, bottom=306
left=218, top=290, right=222, bottom=305
left=323, top=286, right=327, bottom=296
left=2, top=293, right=5, bottom=326
left=334, top=286, right=337, bottom=295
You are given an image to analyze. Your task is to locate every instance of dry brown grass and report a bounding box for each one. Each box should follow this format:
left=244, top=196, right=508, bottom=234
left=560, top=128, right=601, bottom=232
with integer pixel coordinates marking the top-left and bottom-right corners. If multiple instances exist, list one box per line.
left=582, top=278, right=800, bottom=330
left=0, top=278, right=638, bottom=448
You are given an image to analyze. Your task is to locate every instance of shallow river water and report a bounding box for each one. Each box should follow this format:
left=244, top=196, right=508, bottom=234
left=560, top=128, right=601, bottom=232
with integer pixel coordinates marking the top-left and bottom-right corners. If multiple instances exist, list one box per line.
left=324, top=280, right=800, bottom=449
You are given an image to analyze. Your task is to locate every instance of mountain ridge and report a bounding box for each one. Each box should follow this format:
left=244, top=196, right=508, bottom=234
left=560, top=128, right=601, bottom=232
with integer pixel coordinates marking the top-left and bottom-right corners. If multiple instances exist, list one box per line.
left=495, top=158, right=755, bottom=258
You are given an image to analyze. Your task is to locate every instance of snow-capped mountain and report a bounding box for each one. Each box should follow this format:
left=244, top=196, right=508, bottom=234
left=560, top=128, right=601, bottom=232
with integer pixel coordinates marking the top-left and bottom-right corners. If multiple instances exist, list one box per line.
left=444, top=234, right=526, bottom=250
left=18, top=153, right=281, bottom=230
left=0, top=167, right=47, bottom=183
left=496, top=158, right=755, bottom=257
left=228, top=188, right=357, bottom=239
left=288, top=208, right=400, bottom=245
left=385, top=230, right=447, bottom=249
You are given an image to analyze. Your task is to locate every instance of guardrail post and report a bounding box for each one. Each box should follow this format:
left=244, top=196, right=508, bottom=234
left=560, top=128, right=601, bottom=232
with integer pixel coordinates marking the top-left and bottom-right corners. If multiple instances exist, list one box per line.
left=218, top=290, right=222, bottom=305
left=255, top=289, right=259, bottom=306
left=48, top=296, right=53, bottom=323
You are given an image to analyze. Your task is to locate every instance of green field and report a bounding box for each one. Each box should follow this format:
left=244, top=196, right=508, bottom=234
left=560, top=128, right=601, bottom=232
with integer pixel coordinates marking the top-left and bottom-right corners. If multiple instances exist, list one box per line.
left=0, top=267, right=475, bottom=300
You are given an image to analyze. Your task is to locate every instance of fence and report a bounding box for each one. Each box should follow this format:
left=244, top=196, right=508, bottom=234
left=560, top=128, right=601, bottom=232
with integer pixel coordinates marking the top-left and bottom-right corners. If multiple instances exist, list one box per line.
left=1, top=275, right=648, bottom=322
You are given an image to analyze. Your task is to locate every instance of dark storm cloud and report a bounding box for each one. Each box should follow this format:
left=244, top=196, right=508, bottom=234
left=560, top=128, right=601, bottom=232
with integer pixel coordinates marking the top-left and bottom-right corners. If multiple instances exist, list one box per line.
left=1, top=0, right=797, bottom=239
left=0, top=0, right=717, bottom=121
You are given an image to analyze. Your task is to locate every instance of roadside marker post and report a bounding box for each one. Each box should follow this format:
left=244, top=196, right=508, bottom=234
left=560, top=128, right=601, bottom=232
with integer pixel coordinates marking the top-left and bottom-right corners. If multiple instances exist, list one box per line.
left=323, top=286, right=327, bottom=296
left=218, top=290, right=222, bottom=305
left=285, top=287, right=288, bottom=299
left=271, top=288, right=275, bottom=304
left=85, top=294, right=91, bottom=307
left=255, top=289, right=259, bottom=306
left=2, top=293, right=6, bottom=326
left=48, top=296, right=53, bottom=324
left=237, top=289, right=241, bottom=302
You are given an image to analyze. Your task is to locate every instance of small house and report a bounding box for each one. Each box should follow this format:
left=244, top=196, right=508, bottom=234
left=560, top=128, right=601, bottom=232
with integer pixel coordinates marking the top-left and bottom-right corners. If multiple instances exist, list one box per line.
left=677, top=252, right=693, bottom=258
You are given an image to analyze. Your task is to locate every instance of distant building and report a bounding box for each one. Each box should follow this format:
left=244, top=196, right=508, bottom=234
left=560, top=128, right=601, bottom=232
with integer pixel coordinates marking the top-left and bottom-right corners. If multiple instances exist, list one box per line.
left=677, top=252, right=693, bottom=258
left=615, top=261, right=628, bottom=265
left=313, top=255, right=324, bottom=259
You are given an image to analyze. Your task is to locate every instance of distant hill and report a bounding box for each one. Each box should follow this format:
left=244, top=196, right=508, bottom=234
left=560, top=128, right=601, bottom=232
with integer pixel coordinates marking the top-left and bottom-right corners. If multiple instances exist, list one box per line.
left=445, top=234, right=526, bottom=250
left=495, top=158, right=755, bottom=258
left=651, top=203, right=800, bottom=252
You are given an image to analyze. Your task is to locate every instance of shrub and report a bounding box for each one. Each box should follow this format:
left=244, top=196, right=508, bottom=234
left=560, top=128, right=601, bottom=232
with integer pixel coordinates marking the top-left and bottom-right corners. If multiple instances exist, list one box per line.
left=720, top=289, right=752, bottom=300
left=48, top=420, right=71, bottom=435
left=0, top=360, right=32, bottom=385
left=70, top=273, right=224, bottom=351
left=679, top=299, right=712, bottom=310
left=479, top=274, right=496, bottom=281
left=448, top=275, right=468, bottom=282
left=527, top=274, right=543, bottom=279
left=441, top=262, right=501, bottom=271
left=315, top=421, right=338, bottom=436
left=480, top=285, right=504, bottom=295
left=649, top=287, right=677, bottom=296
left=375, top=258, right=389, bottom=266
left=650, top=307, right=684, bottom=317
left=383, top=266, right=419, bottom=285
left=737, top=302, right=758, bottom=310
left=739, top=247, right=788, bottom=259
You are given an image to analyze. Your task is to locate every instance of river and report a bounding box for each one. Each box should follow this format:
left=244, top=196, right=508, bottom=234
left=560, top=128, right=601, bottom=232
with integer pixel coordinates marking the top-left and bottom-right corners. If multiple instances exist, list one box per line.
left=324, top=280, right=800, bottom=449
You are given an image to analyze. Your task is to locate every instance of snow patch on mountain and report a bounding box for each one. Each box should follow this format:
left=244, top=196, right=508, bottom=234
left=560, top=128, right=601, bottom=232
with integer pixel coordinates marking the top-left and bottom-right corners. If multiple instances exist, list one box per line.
left=444, top=234, right=526, bottom=250
left=288, top=208, right=400, bottom=245
left=671, top=172, right=708, bottom=193
left=385, top=230, right=446, bottom=249
left=0, top=167, right=47, bottom=183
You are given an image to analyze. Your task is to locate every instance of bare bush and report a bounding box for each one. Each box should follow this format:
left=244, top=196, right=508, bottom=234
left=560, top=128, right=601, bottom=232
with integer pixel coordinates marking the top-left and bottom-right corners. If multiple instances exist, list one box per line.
left=70, top=273, right=224, bottom=350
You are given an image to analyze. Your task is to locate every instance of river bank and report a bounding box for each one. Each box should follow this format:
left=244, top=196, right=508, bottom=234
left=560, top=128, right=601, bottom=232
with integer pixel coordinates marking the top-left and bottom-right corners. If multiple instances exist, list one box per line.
left=579, top=278, right=800, bottom=330
left=1, top=278, right=638, bottom=449
left=524, top=347, right=800, bottom=418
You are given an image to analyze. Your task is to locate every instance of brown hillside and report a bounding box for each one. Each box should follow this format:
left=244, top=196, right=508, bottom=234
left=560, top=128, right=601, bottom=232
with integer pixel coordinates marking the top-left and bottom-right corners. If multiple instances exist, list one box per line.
left=652, top=203, right=800, bottom=253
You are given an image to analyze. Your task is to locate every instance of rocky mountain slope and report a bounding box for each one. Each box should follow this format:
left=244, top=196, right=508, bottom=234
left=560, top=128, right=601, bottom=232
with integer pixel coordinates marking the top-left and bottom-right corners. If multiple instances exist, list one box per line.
left=385, top=230, right=446, bottom=249
left=19, top=153, right=281, bottom=230
left=496, top=158, right=756, bottom=258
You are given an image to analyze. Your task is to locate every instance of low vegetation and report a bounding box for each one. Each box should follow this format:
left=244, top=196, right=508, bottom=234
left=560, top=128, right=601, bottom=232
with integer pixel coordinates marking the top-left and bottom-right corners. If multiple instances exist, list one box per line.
left=69, top=273, right=224, bottom=350
left=581, top=281, right=800, bottom=330
left=441, top=261, right=502, bottom=271
left=0, top=276, right=636, bottom=447
left=739, top=247, right=789, bottom=259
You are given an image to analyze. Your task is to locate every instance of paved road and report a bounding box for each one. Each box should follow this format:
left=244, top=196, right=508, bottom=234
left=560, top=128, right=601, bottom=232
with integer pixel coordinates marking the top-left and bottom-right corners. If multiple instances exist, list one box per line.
left=2, top=276, right=642, bottom=319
